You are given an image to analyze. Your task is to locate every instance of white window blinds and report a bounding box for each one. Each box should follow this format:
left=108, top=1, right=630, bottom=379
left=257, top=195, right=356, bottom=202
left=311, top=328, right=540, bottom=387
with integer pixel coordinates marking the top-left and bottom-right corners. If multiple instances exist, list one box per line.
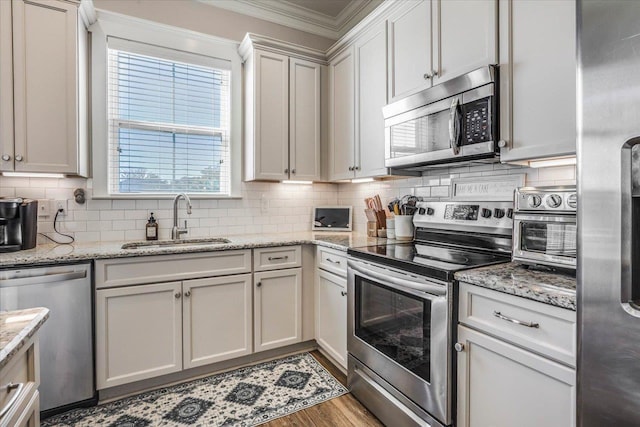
left=107, top=38, right=231, bottom=195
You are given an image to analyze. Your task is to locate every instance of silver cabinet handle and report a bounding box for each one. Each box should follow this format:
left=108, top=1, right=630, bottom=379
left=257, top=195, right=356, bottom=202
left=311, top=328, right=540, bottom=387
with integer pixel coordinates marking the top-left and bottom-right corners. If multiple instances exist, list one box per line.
left=493, top=311, right=539, bottom=328
left=268, top=256, right=289, bottom=261
left=1, top=154, right=10, bottom=161
left=14, top=155, right=23, bottom=162
left=454, top=343, right=465, bottom=352
left=175, top=292, right=181, bottom=299
left=0, top=382, right=24, bottom=418
left=341, top=291, right=347, bottom=296
left=325, top=258, right=341, bottom=264
left=256, top=282, right=262, bottom=287
left=184, top=291, right=191, bottom=297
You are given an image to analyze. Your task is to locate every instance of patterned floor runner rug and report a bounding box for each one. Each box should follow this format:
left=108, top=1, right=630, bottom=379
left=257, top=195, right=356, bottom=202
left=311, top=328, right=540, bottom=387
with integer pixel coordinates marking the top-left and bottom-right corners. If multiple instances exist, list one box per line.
left=42, top=352, right=348, bottom=427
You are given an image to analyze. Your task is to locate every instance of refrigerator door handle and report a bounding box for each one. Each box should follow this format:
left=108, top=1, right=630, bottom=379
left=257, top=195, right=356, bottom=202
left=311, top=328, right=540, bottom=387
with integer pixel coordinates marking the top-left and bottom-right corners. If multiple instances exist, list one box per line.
left=620, top=136, right=640, bottom=316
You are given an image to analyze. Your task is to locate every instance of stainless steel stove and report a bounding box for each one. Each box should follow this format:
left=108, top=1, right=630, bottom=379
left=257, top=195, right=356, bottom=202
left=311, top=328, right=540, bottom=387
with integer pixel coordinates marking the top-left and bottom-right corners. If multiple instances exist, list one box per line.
left=346, top=200, right=513, bottom=427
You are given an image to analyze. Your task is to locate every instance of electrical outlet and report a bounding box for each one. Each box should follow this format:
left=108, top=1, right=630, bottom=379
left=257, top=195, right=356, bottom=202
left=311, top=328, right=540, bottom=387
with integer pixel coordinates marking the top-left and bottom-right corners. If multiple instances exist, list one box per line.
left=260, top=193, right=269, bottom=213
left=37, top=199, right=52, bottom=218
left=54, top=199, right=68, bottom=215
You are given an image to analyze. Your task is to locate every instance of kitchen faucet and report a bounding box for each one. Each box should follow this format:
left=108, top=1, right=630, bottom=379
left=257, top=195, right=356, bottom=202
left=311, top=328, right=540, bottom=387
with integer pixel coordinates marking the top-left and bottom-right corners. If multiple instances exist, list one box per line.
left=172, top=193, right=192, bottom=240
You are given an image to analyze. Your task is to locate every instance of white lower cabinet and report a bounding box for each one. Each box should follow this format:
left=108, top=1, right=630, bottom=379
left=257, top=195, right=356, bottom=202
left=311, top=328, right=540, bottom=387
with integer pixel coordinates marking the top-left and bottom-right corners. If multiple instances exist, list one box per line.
left=316, top=269, right=347, bottom=369
left=182, top=274, right=253, bottom=369
left=96, top=274, right=253, bottom=389
left=456, top=325, right=576, bottom=427
left=254, top=268, right=303, bottom=352
left=96, top=281, right=183, bottom=389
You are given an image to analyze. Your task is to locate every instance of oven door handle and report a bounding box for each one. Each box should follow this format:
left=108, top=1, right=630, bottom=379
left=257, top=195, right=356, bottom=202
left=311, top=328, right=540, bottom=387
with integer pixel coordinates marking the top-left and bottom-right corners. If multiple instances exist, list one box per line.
left=348, top=259, right=447, bottom=298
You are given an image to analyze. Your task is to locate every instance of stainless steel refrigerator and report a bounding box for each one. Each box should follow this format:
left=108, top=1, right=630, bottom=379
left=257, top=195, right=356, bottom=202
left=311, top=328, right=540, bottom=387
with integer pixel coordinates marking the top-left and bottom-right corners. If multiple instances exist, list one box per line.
left=578, top=1, right=640, bottom=425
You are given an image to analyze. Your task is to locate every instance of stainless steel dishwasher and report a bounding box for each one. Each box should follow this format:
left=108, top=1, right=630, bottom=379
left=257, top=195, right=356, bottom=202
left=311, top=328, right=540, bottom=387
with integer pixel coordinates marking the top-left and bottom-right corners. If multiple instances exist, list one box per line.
left=0, top=263, right=95, bottom=415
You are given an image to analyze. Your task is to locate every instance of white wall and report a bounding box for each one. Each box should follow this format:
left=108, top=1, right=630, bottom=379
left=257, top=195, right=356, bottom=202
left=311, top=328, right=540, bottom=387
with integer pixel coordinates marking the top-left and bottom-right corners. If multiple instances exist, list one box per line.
left=92, top=0, right=336, bottom=49
left=338, top=163, right=577, bottom=233
left=0, top=163, right=575, bottom=243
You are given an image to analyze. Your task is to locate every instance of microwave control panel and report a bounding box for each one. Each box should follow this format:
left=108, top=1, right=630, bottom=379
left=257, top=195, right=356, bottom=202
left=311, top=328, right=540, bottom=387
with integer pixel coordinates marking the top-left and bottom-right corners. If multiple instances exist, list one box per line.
left=462, top=97, right=492, bottom=145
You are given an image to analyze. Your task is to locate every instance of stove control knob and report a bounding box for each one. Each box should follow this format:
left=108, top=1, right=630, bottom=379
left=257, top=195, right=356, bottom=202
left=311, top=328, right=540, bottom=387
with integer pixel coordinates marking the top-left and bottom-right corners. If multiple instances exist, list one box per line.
left=527, top=195, right=542, bottom=208
left=507, top=208, right=514, bottom=219
left=426, top=207, right=434, bottom=216
left=481, top=208, right=492, bottom=218
left=494, top=208, right=505, bottom=218
left=547, top=194, right=563, bottom=208
left=567, top=193, right=577, bottom=209
left=418, top=207, right=426, bottom=215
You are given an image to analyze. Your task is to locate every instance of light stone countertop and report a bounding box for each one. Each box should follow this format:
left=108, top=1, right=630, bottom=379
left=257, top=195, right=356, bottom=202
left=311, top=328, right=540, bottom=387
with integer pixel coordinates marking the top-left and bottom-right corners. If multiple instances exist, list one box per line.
left=0, top=307, right=49, bottom=369
left=0, top=232, right=386, bottom=268
left=455, top=262, right=577, bottom=311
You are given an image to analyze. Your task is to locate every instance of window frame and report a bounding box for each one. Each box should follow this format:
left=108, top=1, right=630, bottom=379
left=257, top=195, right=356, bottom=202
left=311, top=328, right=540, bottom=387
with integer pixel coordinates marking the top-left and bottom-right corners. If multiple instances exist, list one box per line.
left=89, top=11, right=242, bottom=199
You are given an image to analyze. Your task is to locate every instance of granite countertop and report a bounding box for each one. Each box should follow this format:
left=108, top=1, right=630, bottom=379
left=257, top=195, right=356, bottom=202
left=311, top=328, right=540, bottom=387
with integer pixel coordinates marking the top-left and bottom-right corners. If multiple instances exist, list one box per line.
left=455, top=262, right=577, bottom=311
left=0, top=307, right=49, bottom=369
left=0, top=231, right=386, bottom=268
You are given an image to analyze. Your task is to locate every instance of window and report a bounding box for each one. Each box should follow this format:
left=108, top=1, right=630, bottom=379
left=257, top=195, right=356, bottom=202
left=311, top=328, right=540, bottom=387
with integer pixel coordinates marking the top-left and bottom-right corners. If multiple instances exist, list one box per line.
left=107, top=39, right=231, bottom=195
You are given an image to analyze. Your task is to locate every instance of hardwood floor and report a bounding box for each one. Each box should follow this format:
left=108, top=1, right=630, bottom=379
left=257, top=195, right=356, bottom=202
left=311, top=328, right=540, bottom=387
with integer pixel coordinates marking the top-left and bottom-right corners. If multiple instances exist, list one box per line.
left=264, top=351, right=384, bottom=427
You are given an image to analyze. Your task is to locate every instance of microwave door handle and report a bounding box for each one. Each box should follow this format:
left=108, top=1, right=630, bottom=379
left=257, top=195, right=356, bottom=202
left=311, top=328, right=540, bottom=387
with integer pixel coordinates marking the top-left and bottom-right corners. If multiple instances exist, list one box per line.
left=449, top=98, right=462, bottom=155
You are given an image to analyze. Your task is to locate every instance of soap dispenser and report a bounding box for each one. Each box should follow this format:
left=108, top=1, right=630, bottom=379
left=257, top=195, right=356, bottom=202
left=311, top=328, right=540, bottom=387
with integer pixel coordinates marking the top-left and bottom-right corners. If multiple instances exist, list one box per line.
left=146, top=212, right=158, bottom=241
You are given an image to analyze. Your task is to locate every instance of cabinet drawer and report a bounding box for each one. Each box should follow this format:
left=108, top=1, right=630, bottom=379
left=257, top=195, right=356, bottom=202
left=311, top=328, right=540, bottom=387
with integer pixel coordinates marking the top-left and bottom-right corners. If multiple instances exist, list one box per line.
left=316, top=246, right=347, bottom=277
left=0, top=341, right=37, bottom=427
left=459, top=282, right=576, bottom=367
left=253, top=246, right=301, bottom=271
left=95, top=250, right=252, bottom=289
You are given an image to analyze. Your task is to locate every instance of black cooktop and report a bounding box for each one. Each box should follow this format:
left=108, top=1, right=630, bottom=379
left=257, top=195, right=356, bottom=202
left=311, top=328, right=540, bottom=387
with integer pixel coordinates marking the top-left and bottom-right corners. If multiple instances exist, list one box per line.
left=347, top=242, right=510, bottom=282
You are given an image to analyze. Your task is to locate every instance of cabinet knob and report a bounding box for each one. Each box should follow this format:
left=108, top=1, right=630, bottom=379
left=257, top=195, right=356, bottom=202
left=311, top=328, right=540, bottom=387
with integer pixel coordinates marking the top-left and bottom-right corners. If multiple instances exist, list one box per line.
left=1, top=154, right=10, bottom=161
left=498, top=140, right=507, bottom=148
left=341, top=291, right=347, bottom=296
left=354, top=166, right=360, bottom=171
left=431, top=70, right=439, bottom=77
left=175, top=292, right=181, bottom=299
left=454, top=342, right=465, bottom=352
left=423, top=73, right=432, bottom=80
left=291, top=169, right=296, bottom=174
left=284, top=168, right=289, bottom=174
left=184, top=291, right=191, bottom=297
left=14, top=155, right=23, bottom=162
left=348, top=166, right=354, bottom=171
left=257, top=282, right=262, bottom=287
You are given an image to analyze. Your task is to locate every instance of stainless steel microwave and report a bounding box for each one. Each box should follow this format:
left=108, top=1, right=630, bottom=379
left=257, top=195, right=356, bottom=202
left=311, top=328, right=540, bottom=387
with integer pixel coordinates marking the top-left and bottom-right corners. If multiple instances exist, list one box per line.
left=383, top=66, right=499, bottom=171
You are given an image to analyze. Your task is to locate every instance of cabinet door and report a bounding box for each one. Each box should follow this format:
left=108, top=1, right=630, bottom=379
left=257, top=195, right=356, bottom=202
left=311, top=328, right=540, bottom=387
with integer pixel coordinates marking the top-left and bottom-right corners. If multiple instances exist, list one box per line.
left=0, top=0, right=13, bottom=172
left=289, top=58, right=321, bottom=181
left=434, top=0, right=497, bottom=85
left=499, top=0, right=576, bottom=162
left=12, top=0, right=79, bottom=173
left=355, top=21, right=388, bottom=178
left=457, top=326, right=576, bottom=427
left=96, top=282, right=183, bottom=389
left=328, top=46, right=356, bottom=181
left=183, top=274, right=252, bottom=369
left=387, top=0, right=432, bottom=101
left=252, top=50, right=289, bottom=180
left=316, top=269, right=347, bottom=369
left=254, top=268, right=302, bottom=352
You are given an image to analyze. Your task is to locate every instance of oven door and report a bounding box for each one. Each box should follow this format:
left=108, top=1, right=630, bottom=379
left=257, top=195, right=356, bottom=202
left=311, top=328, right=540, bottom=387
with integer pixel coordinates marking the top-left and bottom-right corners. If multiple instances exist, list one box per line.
left=513, top=213, right=577, bottom=269
left=347, top=258, right=452, bottom=425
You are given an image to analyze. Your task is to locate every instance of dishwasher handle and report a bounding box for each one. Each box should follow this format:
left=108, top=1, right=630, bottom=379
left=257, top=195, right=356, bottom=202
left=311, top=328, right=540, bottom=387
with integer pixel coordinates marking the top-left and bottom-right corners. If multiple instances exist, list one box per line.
left=0, top=270, right=87, bottom=287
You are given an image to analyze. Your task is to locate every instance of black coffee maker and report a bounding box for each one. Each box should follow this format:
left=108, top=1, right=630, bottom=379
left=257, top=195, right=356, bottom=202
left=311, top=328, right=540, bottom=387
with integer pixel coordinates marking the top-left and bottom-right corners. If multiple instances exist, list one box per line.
left=0, top=198, right=38, bottom=252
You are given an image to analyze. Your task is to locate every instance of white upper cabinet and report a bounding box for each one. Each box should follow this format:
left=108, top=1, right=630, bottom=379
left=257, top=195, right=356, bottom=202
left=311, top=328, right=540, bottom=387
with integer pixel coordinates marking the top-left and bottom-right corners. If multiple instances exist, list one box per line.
left=1, top=0, right=88, bottom=175
left=356, top=21, right=389, bottom=178
left=289, top=58, right=322, bottom=181
left=328, top=46, right=356, bottom=181
left=434, top=0, right=497, bottom=85
left=387, top=0, right=432, bottom=101
left=241, top=35, right=324, bottom=182
left=499, top=0, right=576, bottom=163
left=386, top=0, right=497, bottom=101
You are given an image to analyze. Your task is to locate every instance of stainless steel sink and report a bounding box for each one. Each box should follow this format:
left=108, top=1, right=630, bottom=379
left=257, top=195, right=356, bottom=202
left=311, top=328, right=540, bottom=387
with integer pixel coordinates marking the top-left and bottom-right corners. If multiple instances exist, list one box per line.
left=121, top=238, right=231, bottom=250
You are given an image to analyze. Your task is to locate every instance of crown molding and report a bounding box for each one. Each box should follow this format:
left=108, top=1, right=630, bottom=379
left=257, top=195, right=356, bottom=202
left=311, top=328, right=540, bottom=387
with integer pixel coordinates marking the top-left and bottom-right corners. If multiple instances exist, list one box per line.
left=239, top=33, right=328, bottom=64
left=197, top=0, right=378, bottom=40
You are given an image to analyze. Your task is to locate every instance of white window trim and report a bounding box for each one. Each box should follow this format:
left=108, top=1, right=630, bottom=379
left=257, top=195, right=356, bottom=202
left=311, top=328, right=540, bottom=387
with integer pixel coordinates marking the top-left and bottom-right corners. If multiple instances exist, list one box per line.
left=89, top=10, right=242, bottom=199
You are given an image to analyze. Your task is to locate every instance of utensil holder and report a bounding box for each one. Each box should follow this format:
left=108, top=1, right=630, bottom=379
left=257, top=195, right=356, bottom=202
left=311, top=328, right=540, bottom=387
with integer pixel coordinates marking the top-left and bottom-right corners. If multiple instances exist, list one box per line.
left=367, top=221, right=378, bottom=237
left=386, top=218, right=395, bottom=239
left=395, top=216, right=414, bottom=241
